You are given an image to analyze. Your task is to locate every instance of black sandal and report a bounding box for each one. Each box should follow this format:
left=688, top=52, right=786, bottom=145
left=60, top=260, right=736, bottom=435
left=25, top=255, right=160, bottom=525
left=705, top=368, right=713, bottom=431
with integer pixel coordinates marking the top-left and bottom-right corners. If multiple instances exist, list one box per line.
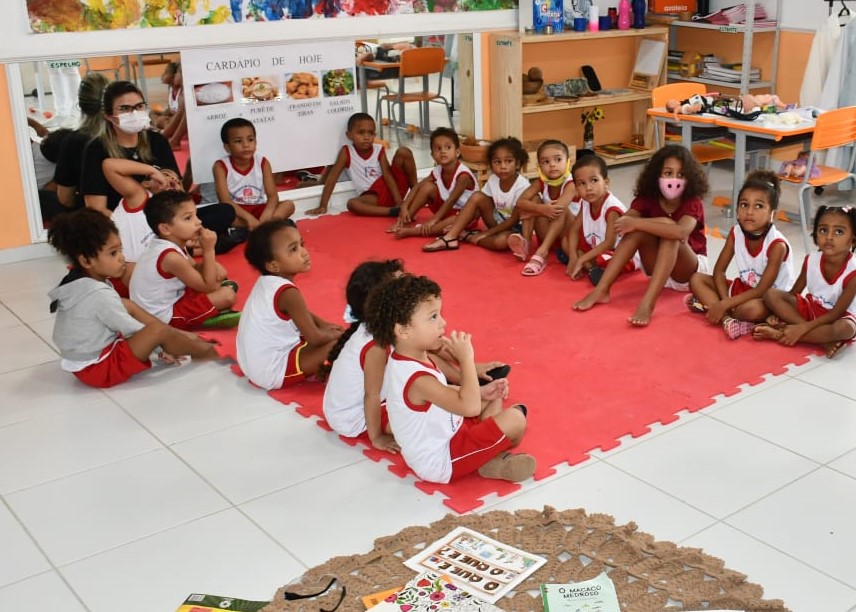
left=422, top=236, right=460, bottom=252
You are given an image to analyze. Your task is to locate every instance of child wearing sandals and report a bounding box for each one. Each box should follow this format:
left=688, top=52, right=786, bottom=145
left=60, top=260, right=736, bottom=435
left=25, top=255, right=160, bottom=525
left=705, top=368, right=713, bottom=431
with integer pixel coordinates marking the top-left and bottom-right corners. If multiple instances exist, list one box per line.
left=562, top=153, right=639, bottom=286
left=237, top=219, right=344, bottom=390
left=390, top=128, right=477, bottom=240
left=755, top=205, right=856, bottom=359
left=510, top=140, right=578, bottom=276
left=48, top=209, right=217, bottom=388
left=321, top=259, right=405, bottom=452
left=307, top=112, right=417, bottom=217
left=422, top=137, right=531, bottom=253
left=687, top=170, right=795, bottom=340
left=364, top=274, right=535, bottom=484
left=574, top=145, right=709, bottom=327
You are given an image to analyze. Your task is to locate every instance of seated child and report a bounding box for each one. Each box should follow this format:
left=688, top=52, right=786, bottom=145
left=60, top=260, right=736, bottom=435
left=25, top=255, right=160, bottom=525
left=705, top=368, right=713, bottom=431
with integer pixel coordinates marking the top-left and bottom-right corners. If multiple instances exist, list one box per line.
left=687, top=170, right=795, bottom=339
left=151, top=62, right=179, bottom=130
left=510, top=139, right=578, bottom=276
left=307, top=112, right=416, bottom=216
left=574, top=144, right=710, bottom=327
left=562, top=153, right=639, bottom=285
left=364, top=274, right=535, bottom=484
left=213, top=118, right=295, bottom=230
left=778, top=150, right=820, bottom=180
left=130, top=190, right=239, bottom=329
left=756, top=205, right=856, bottom=359
left=237, top=219, right=344, bottom=390
left=422, top=137, right=531, bottom=253
left=321, top=259, right=405, bottom=451
left=47, top=209, right=217, bottom=388
left=390, top=127, right=477, bottom=240
left=160, top=63, right=187, bottom=150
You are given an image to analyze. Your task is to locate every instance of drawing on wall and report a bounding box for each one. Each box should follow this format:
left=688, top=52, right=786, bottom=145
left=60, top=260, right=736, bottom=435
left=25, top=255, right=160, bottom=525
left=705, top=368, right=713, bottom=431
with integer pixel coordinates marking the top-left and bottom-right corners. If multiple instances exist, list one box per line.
left=25, top=0, right=516, bottom=32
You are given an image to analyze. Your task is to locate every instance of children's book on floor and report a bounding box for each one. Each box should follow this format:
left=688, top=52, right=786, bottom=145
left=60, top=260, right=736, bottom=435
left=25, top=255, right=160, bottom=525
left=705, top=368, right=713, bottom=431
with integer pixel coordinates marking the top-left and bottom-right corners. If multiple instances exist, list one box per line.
left=403, top=526, right=546, bottom=604
left=367, top=571, right=504, bottom=611
left=175, top=593, right=268, bottom=611
left=540, top=572, right=619, bottom=612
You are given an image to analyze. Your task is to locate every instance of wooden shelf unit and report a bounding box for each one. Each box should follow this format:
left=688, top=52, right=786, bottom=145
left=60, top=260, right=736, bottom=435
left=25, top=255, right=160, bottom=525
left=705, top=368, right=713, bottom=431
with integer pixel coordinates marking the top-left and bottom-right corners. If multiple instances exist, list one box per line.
left=486, top=27, right=669, bottom=166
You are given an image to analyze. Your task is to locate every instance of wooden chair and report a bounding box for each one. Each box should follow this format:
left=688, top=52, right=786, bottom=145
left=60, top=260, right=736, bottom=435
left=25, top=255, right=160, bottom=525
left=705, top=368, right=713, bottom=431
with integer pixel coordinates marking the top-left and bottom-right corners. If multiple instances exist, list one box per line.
left=779, top=106, right=856, bottom=253
left=379, top=47, right=453, bottom=144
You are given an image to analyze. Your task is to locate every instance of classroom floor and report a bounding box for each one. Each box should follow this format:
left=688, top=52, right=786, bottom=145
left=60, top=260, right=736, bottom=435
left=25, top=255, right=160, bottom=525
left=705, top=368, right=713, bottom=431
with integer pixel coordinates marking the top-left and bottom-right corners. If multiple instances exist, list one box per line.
left=7, top=80, right=856, bottom=611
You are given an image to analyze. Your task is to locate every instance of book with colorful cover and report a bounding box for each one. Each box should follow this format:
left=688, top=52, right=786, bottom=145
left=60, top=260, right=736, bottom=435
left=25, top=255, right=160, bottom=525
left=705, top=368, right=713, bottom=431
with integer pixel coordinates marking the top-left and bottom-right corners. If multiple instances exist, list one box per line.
left=594, top=142, right=649, bottom=159
left=175, top=593, right=269, bottom=612
left=540, top=573, right=619, bottom=612
left=368, top=571, right=504, bottom=611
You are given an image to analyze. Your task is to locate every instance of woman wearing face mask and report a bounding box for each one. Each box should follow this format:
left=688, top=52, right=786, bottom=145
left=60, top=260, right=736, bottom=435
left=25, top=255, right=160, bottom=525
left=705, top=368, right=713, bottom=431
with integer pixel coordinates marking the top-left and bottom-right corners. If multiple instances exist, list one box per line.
left=573, top=145, right=710, bottom=327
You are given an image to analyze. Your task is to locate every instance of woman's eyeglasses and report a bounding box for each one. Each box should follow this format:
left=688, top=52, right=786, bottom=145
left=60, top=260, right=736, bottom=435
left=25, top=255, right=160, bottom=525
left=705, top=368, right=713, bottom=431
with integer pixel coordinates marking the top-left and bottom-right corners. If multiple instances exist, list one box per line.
left=115, top=102, right=148, bottom=114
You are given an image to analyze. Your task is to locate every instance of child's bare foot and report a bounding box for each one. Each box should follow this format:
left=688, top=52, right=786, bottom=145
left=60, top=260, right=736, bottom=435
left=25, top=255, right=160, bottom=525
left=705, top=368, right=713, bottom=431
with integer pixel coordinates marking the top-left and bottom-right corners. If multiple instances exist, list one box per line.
left=386, top=219, right=406, bottom=233
left=764, top=314, right=786, bottom=329
left=824, top=340, right=846, bottom=359
left=573, top=290, right=609, bottom=311
left=477, top=452, right=536, bottom=482
left=394, top=225, right=423, bottom=239
left=628, top=303, right=654, bottom=327
left=752, top=323, right=783, bottom=342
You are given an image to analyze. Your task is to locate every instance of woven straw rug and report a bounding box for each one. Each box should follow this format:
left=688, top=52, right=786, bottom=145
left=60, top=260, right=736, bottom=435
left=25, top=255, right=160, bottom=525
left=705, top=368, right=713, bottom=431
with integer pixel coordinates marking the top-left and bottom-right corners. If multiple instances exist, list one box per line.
left=262, top=507, right=788, bottom=612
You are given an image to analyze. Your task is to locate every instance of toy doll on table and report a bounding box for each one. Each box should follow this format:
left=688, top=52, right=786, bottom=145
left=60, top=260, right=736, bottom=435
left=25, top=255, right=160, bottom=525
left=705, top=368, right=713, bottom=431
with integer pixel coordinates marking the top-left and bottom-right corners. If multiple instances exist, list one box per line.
left=665, top=93, right=791, bottom=120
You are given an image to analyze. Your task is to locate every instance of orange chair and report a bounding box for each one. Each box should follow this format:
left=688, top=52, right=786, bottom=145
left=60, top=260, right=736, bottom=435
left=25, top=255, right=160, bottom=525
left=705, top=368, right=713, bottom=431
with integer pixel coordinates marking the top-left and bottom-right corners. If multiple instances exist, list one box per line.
left=651, top=82, right=735, bottom=167
left=379, top=47, right=453, bottom=144
left=779, top=106, right=856, bottom=252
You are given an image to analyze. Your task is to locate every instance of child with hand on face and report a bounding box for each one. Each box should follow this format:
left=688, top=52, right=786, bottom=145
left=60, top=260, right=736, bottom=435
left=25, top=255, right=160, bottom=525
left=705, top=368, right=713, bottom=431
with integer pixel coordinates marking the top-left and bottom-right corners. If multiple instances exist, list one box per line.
left=213, top=118, right=295, bottom=230
left=130, top=190, right=239, bottom=330
left=307, top=112, right=417, bottom=217
left=510, top=140, right=578, bottom=276
left=574, top=145, right=709, bottom=326
left=237, top=220, right=344, bottom=390
left=756, top=205, right=856, bottom=359
left=364, top=274, right=535, bottom=484
left=48, top=209, right=217, bottom=388
left=687, top=170, right=794, bottom=339
left=422, top=137, right=531, bottom=253
left=390, top=128, right=478, bottom=240
left=562, top=153, right=639, bottom=285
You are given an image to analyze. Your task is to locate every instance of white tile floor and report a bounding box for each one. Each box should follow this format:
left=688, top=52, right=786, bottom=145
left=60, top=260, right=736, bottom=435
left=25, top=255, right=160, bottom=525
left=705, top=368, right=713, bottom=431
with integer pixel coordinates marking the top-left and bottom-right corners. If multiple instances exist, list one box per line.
left=4, top=115, right=856, bottom=611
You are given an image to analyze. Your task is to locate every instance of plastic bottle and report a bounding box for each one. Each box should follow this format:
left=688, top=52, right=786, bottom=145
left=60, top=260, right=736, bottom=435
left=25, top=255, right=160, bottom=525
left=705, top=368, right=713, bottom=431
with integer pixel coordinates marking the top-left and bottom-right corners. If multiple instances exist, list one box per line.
left=632, top=0, right=646, bottom=28
left=617, top=0, right=631, bottom=30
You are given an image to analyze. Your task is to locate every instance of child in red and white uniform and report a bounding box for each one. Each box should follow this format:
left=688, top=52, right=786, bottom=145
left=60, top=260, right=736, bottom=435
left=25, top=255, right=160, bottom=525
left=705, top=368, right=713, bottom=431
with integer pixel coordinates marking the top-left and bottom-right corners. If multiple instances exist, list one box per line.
left=130, top=191, right=238, bottom=329
left=47, top=209, right=216, bottom=388
left=308, top=113, right=416, bottom=217
left=213, top=118, right=295, bottom=230
left=563, top=154, right=639, bottom=286
left=688, top=170, right=795, bottom=339
left=757, top=205, right=856, bottom=359
left=237, top=220, right=343, bottom=390
left=391, top=128, right=477, bottom=240
left=364, top=274, right=535, bottom=484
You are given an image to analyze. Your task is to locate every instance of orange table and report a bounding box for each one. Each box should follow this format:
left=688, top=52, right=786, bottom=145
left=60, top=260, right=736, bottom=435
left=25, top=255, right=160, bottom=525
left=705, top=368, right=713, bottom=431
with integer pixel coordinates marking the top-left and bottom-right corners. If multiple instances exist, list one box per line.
left=647, top=107, right=723, bottom=149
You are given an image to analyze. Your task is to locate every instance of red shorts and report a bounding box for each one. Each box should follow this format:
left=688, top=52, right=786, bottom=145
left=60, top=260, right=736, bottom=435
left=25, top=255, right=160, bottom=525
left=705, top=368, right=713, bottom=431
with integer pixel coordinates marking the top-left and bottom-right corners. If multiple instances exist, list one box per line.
left=242, top=204, right=267, bottom=220
left=449, top=416, right=512, bottom=481
left=363, top=166, right=410, bottom=208
left=170, top=287, right=216, bottom=330
left=280, top=341, right=308, bottom=388
left=73, top=338, right=151, bottom=388
left=795, top=294, right=856, bottom=335
left=379, top=403, right=390, bottom=433
left=729, top=278, right=751, bottom=297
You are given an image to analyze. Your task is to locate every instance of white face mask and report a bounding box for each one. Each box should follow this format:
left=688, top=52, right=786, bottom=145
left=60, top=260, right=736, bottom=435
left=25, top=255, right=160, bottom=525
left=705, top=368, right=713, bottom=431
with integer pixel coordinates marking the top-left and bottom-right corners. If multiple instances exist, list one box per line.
left=116, top=110, right=151, bottom=134
left=658, top=176, right=686, bottom=201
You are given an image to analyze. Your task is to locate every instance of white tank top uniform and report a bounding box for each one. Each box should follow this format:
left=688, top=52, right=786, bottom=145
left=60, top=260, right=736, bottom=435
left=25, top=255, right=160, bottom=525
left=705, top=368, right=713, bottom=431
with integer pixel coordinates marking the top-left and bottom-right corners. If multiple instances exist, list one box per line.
left=540, top=175, right=579, bottom=216
left=168, top=86, right=180, bottom=113
left=578, top=193, right=641, bottom=270
left=112, top=194, right=155, bottom=263
left=431, top=163, right=477, bottom=210
left=237, top=276, right=303, bottom=391
left=383, top=352, right=463, bottom=483
left=129, top=238, right=190, bottom=323
left=345, top=143, right=384, bottom=194
left=215, top=154, right=268, bottom=206
left=323, top=323, right=388, bottom=437
left=481, top=174, right=531, bottom=222
left=802, top=251, right=856, bottom=315
left=730, top=224, right=795, bottom=293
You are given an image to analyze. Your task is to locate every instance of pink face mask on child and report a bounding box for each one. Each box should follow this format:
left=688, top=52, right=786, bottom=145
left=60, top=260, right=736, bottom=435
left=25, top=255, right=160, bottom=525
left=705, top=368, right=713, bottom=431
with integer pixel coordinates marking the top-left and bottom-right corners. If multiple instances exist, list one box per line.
left=659, top=177, right=686, bottom=201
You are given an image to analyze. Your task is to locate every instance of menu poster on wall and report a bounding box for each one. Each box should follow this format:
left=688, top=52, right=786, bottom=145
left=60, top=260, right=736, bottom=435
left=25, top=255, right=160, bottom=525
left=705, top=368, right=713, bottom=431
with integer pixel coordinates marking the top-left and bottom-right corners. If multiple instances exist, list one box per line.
left=182, top=42, right=355, bottom=184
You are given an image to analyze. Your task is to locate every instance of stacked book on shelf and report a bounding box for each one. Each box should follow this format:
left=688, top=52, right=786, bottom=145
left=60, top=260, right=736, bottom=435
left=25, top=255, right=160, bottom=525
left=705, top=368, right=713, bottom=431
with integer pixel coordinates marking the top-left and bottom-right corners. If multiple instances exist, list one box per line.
left=702, top=62, right=761, bottom=83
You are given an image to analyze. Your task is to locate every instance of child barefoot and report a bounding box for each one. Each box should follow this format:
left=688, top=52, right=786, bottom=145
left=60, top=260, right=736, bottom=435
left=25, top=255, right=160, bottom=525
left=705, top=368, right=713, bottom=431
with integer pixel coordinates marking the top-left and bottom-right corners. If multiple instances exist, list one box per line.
left=422, top=137, right=531, bottom=252
left=321, top=259, right=405, bottom=452
left=562, top=154, right=639, bottom=285
left=391, top=128, right=477, bottom=240
left=687, top=170, right=795, bottom=339
left=237, top=219, right=344, bottom=390
left=364, top=274, right=535, bottom=484
left=573, top=145, right=709, bottom=326
left=756, top=205, right=856, bottom=358
left=307, top=112, right=417, bottom=216
left=511, top=140, right=577, bottom=276
left=48, top=209, right=217, bottom=387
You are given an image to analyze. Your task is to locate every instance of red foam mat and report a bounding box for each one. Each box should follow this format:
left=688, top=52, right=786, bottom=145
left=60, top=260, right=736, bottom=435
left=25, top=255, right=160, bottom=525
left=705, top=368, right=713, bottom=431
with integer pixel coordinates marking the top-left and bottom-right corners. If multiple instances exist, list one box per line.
left=204, top=212, right=816, bottom=513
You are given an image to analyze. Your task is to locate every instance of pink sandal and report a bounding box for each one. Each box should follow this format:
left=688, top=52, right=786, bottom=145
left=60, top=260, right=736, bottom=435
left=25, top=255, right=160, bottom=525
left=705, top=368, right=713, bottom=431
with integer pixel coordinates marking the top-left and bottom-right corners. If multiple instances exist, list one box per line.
left=508, top=233, right=530, bottom=261
left=522, top=255, right=547, bottom=276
